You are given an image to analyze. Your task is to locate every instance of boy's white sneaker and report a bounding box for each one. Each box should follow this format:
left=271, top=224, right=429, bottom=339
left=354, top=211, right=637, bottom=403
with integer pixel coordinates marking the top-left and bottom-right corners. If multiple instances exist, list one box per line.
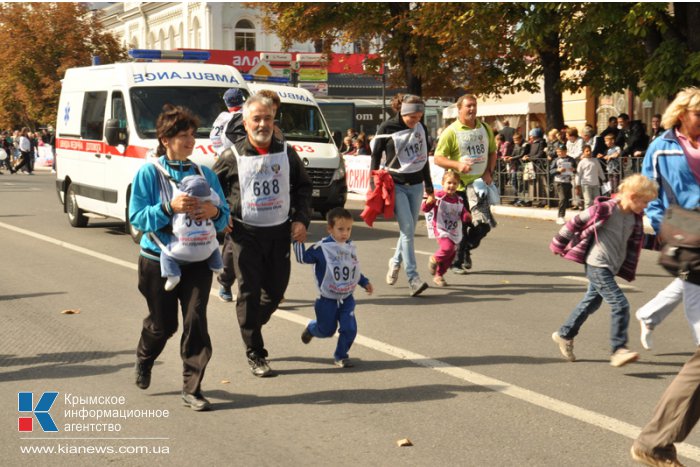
left=556, top=217, right=566, bottom=225
left=334, top=358, right=354, bottom=368
left=639, top=319, right=654, bottom=350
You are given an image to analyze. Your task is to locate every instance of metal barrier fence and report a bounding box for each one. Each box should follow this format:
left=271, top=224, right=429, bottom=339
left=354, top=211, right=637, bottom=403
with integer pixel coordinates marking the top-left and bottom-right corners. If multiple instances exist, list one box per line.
left=493, top=156, right=644, bottom=207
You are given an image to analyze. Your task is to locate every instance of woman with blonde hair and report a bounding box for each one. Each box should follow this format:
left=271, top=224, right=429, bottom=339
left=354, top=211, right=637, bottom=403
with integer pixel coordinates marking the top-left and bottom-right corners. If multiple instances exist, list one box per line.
left=632, top=87, right=700, bottom=466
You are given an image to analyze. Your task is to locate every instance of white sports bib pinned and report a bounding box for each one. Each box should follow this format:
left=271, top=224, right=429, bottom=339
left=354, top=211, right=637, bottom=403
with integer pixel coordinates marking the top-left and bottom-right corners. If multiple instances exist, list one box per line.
left=434, top=196, right=464, bottom=244
left=374, top=125, right=428, bottom=173
left=149, top=161, right=218, bottom=262
left=167, top=189, right=220, bottom=262
left=319, top=241, right=360, bottom=300
left=209, top=111, right=235, bottom=155
left=233, top=143, right=290, bottom=227
left=456, top=123, right=489, bottom=177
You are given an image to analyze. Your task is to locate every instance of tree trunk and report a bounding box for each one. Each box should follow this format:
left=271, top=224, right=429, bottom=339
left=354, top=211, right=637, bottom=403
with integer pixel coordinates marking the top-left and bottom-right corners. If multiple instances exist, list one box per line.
left=388, top=2, right=422, bottom=96
left=402, top=53, right=422, bottom=96
left=686, top=3, right=700, bottom=52
left=539, top=28, right=564, bottom=131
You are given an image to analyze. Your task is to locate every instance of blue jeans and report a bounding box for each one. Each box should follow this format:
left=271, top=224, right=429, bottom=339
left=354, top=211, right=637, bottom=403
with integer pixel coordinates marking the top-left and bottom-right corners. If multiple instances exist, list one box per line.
left=558, top=265, right=630, bottom=353
left=391, top=182, right=424, bottom=281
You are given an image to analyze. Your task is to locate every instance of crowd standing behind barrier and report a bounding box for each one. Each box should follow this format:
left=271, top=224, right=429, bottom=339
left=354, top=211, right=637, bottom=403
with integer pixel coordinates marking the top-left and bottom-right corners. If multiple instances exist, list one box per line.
left=490, top=118, right=652, bottom=209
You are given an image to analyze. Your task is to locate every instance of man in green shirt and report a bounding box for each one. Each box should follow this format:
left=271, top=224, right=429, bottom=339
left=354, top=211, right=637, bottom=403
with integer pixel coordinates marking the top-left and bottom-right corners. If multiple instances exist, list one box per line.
left=435, top=94, right=497, bottom=274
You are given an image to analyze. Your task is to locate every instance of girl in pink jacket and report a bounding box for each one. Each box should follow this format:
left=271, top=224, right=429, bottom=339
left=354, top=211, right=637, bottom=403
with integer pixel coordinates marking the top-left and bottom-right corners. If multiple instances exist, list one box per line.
left=422, top=170, right=471, bottom=286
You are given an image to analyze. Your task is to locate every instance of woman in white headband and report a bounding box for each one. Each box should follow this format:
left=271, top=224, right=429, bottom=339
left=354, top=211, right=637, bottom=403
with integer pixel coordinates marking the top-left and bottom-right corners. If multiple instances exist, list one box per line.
left=370, top=94, right=434, bottom=297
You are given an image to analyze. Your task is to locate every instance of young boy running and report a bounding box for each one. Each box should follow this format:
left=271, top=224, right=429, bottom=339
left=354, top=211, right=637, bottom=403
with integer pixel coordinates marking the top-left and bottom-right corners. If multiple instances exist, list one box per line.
left=550, top=174, right=658, bottom=367
left=293, top=208, right=373, bottom=368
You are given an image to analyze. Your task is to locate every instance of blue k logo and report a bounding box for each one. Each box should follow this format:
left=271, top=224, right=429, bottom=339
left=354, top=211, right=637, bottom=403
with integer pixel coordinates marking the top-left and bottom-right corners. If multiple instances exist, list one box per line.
left=18, top=392, right=59, bottom=432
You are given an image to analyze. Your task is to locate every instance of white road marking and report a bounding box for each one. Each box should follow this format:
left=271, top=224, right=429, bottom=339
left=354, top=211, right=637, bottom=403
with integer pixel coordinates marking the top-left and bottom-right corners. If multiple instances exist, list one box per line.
left=3, top=220, right=697, bottom=461
left=0, top=221, right=137, bottom=271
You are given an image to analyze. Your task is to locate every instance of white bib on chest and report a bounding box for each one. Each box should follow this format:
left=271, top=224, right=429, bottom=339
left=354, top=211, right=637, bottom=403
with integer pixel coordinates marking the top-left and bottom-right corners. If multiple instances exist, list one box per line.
left=375, top=125, right=428, bottom=173
left=319, top=241, right=360, bottom=300
left=233, top=143, right=290, bottom=227
left=434, top=195, right=464, bottom=244
left=167, top=190, right=219, bottom=261
left=455, top=123, right=489, bottom=176
left=209, top=111, right=235, bottom=155
left=149, top=161, right=218, bottom=262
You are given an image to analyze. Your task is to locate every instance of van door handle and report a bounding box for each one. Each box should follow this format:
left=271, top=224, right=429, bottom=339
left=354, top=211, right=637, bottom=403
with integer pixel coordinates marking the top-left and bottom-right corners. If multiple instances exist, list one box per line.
left=104, top=154, right=111, bottom=160
left=94, top=153, right=101, bottom=158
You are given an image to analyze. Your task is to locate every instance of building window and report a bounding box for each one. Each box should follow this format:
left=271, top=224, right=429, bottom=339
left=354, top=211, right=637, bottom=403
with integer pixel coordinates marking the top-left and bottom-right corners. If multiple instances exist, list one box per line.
left=234, top=19, right=255, bottom=51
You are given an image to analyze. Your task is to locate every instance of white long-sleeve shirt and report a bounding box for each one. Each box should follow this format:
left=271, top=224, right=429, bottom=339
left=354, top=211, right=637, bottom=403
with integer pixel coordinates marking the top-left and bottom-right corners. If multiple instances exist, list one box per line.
left=576, top=157, right=605, bottom=186
left=19, top=136, right=31, bottom=152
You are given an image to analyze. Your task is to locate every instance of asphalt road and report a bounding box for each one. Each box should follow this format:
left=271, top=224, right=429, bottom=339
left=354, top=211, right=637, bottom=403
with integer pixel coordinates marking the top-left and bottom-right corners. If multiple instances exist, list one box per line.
left=1, top=170, right=698, bottom=466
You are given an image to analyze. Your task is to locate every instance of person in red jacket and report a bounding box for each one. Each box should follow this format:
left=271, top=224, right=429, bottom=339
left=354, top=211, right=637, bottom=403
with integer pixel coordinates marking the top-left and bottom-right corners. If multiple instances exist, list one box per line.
left=360, top=170, right=395, bottom=227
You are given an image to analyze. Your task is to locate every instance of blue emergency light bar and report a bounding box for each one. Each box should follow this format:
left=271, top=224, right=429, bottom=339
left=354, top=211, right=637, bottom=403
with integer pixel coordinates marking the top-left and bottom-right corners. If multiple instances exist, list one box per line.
left=242, top=74, right=289, bottom=84
left=128, top=49, right=211, bottom=61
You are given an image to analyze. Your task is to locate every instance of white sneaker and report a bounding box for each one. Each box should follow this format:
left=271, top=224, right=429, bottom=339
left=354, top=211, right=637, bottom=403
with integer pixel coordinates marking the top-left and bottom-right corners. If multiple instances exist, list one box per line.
left=551, top=332, right=575, bottom=362
left=386, top=258, right=400, bottom=285
left=164, top=276, right=180, bottom=291
left=556, top=217, right=565, bottom=225
left=610, top=348, right=639, bottom=367
left=639, top=319, right=653, bottom=350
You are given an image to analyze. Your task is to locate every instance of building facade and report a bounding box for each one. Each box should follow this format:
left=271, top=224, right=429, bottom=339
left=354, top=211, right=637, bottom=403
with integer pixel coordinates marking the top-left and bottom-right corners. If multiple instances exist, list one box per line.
left=97, top=2, right=347, bottom=56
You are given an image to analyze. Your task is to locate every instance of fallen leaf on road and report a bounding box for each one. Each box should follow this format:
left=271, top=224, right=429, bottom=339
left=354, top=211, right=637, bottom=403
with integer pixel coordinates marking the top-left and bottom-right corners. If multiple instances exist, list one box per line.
left=220, top=379, right=231, bottom=384
left=61, top=309, right=80, bottom=314
left=397, top=438, right=413, bottom=447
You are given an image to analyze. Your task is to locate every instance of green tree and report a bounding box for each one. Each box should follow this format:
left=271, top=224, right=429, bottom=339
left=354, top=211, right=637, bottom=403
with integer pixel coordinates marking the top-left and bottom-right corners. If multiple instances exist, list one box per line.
left=625, top=2, right=700, bottom=98
left=418, top=2, right=646, bottom=130
left=257, top=2, right=698, bottom=128
left=0, top=3, right=126, bottom=129
left=254, top=2, right=449, bottom=97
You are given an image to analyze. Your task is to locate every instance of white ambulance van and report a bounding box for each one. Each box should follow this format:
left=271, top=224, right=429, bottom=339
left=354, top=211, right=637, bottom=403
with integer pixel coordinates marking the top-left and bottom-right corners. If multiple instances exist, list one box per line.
left=55, top=49, right=248, bottom=240
left=246, top=83, right=346, bottom=217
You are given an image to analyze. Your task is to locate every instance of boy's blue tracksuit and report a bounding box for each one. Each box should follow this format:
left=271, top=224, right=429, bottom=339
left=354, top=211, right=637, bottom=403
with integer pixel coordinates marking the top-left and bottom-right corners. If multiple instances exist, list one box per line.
left=293, top=236, right=369, bottom=361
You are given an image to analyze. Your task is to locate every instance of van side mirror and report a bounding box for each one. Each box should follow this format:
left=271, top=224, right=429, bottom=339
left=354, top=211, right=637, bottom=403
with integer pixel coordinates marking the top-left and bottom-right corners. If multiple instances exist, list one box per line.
left=105, top=119, right=127, bottom=147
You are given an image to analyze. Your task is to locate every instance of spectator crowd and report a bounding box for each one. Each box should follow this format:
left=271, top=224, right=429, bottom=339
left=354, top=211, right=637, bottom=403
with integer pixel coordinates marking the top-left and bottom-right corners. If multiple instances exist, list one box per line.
left=0, top=126, right=56, bottom=175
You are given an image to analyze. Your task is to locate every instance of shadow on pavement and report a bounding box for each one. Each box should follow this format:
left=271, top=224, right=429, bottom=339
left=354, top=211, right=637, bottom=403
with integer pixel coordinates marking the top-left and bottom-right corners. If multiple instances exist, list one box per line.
left=205, top=382, right=496, bottom=411
left=0, top=350, right=134, bottom=382
left=0, top=291, right=67, bottom=301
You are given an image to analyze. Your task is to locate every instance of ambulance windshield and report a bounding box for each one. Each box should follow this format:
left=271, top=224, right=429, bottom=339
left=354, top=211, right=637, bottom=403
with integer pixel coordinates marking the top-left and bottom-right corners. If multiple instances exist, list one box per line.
left=130, top=86, right=249, bottom=139
left=276, top=103, right=332, bottom=143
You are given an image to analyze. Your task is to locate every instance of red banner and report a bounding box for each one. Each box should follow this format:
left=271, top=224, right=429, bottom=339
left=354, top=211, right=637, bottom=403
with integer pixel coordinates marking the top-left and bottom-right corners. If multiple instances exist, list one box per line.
left=181, top=49, right=382, bottom=74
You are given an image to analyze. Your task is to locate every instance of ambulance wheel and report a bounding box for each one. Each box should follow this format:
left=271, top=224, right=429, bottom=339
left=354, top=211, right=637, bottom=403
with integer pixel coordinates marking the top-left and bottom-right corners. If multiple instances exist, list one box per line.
left=125, top=194, right=142, bottom=243
left=66, top=184, right=88, bottom=227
